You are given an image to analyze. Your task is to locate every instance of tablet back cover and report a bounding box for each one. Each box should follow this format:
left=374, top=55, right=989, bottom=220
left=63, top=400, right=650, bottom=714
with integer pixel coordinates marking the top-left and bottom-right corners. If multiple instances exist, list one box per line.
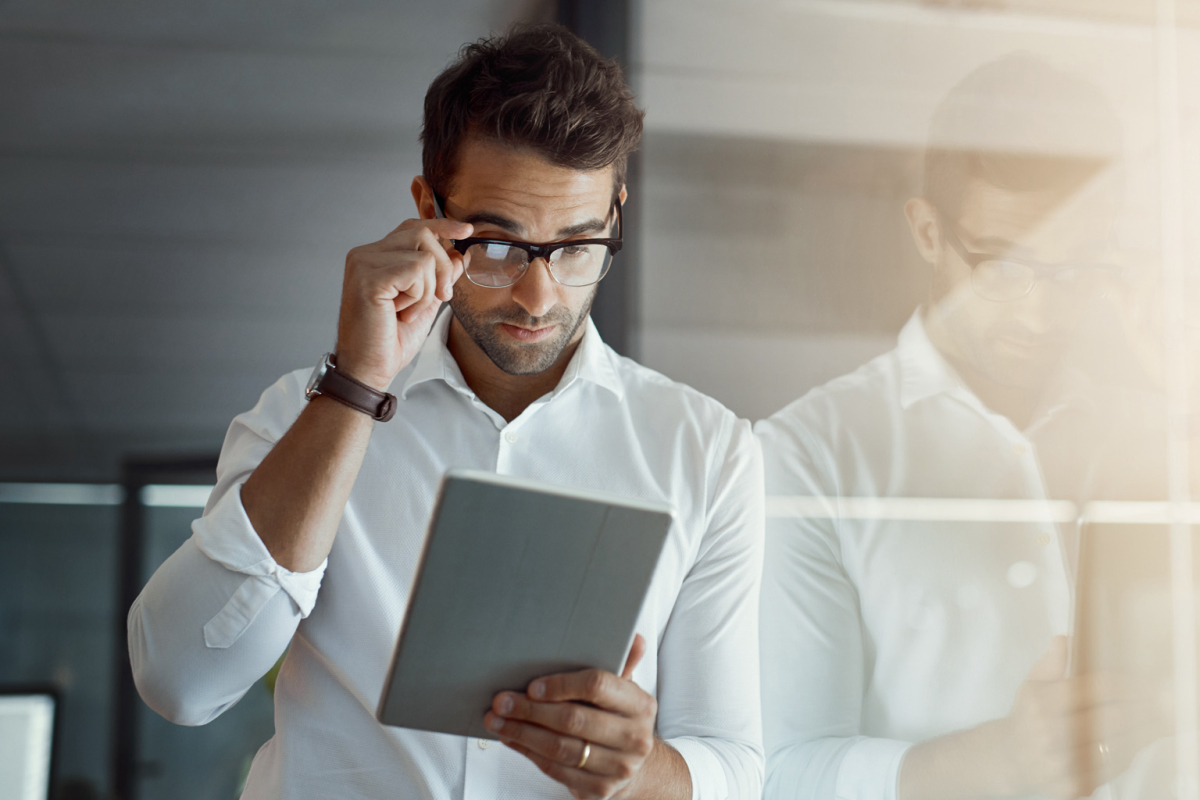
left=377, top=471, right=673, bottom=739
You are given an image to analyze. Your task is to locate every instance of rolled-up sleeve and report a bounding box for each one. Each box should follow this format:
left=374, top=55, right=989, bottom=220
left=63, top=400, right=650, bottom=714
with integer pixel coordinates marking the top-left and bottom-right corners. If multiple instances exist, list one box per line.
left=128, top=370, right=327, bottom=726
left=756, top=416, right=912, bottom=800
left=658, top=418, right=766, bottom=800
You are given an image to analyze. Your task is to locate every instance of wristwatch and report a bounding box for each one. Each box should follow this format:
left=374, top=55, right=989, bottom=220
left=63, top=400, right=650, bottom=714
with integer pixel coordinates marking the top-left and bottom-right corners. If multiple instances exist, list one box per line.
left=305, top=353, right=397, bottom=422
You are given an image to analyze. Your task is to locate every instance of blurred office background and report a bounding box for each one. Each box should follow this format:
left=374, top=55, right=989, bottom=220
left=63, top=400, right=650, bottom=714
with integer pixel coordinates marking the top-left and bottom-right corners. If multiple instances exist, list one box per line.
left=1, top=0, right=1194, bottom=797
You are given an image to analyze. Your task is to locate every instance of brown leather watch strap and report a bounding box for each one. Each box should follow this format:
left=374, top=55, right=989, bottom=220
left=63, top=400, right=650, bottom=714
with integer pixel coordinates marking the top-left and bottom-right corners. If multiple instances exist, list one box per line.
left=315, top=357, right=397, bottom=422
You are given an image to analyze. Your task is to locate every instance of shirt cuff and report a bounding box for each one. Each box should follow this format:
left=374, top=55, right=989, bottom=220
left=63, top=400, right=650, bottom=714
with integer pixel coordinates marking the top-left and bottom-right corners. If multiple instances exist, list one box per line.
left=835, top=737, right=911, bottom=800
left=666, top=737, right=729, bottom=800
left=191, top=482, right=327, bottom=649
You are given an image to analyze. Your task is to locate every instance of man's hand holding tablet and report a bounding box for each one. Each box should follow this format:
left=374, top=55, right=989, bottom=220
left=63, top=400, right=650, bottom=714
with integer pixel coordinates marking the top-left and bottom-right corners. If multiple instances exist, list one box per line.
left=486, top=635, right=676, bottom=800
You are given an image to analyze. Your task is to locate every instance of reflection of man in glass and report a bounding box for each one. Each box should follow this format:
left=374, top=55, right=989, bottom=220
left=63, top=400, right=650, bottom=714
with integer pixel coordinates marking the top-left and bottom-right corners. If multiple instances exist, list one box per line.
left=758, top=54, right=1167, bottom=800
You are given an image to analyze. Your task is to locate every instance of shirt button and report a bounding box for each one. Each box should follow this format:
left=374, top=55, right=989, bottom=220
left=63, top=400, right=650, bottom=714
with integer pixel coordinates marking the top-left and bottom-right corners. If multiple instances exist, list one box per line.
left=478, top=739, right=490, bottom=749
left=1012, top=443, right=1027, bottom=456
left=1037, top=533, right=1052, bottom=546
left=504, top=431, right=518, bottom=444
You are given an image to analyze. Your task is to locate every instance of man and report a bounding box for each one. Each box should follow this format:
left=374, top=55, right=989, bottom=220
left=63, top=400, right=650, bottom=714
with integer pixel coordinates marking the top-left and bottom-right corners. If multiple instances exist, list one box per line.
left=757, top=55, right=1171, bottom=800
left=129, top=24, right=763, bottom=800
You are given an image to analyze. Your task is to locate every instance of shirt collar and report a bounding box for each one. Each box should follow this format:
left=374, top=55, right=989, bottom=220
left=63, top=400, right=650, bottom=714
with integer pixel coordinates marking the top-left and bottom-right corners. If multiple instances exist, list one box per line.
left=399, top=308, right=624, bottom=402
left=399, top=307, right=464, bottom=399
left=897, top=310, right=965, bottom=410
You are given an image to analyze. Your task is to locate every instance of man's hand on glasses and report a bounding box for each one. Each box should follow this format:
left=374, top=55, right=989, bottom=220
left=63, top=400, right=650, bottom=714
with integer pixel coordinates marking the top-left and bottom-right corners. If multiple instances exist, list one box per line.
left=335, top=217, right=473, bottom=392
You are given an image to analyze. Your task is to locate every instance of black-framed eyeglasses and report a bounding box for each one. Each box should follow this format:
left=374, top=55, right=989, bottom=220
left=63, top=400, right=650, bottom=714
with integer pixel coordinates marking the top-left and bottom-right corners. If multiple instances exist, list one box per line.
left=432, top=190, right=623, bottom=288
left=940, top=217, right=1123, bottom=303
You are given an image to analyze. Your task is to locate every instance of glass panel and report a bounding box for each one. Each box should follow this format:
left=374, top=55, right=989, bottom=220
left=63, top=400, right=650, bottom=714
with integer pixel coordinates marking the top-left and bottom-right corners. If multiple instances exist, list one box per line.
left=640, top=2, right=1198, bottom=797
left=0, top=503, right=119, bottom=795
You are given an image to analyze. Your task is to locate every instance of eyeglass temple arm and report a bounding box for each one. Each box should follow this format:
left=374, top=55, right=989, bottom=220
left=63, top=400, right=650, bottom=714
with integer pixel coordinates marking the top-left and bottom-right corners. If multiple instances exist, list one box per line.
left=430, top=189, right=447, bottom=221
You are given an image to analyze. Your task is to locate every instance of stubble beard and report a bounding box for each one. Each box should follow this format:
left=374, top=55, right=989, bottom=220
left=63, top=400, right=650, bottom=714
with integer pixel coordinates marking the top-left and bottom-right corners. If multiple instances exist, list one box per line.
left=450, top=290, right=596, bottom=376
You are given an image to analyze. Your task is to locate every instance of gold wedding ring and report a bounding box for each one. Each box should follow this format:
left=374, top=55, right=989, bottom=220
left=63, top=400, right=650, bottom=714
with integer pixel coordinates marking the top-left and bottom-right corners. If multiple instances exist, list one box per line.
left=577, top=742, right=591, bottom=769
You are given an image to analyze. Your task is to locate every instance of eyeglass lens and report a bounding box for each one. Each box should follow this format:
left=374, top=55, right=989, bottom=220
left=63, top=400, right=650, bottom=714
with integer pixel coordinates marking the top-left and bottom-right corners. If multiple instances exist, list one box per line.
left=464, top=242, right=613, bottom=288
left=972, top=259, right=1112, bottom=302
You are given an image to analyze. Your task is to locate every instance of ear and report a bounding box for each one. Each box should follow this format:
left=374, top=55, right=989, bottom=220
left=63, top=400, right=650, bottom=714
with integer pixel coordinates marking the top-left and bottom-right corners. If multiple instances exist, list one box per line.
left=411, top=176, right=437, bottom=221
left=904, top=196, right=943, bottom=266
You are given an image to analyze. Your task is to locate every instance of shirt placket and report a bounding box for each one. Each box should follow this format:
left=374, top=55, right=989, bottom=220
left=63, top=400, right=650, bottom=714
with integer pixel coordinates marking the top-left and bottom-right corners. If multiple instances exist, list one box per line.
left=463, top=735, right=501, bottom=800
left=1005, top=425, right=1072, bottom=635
left=493, top=396, right=553, bottom=475
left=495, top=420, right=521, bottom=475
left=963, top=389, right=1072, bottom=638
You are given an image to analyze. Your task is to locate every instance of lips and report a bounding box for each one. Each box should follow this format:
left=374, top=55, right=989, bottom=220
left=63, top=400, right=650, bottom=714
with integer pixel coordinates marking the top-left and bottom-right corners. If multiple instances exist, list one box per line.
left=997, top=335, right=1067, bottom=357
left=499, top=323, right=556, bottom=343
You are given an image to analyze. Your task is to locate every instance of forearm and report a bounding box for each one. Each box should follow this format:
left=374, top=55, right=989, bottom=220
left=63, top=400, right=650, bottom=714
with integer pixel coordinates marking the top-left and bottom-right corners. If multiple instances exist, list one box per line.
left=242, top=395, right=374, bottom=572
left=622, top=739, right=691, bottom=800
left=898, top=720, right=1014, bottom=800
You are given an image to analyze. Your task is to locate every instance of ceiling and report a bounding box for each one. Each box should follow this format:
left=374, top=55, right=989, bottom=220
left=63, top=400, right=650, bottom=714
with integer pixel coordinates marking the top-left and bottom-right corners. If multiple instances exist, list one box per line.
left=0, top=0, right=551, bottom=481
left=894, top=0, right=1200, bottom=27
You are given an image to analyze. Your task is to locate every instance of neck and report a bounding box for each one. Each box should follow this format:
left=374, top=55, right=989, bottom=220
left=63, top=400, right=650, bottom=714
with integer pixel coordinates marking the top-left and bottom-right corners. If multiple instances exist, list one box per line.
left=447, top=316, right=581, bottom=422
left=945, top=352, right=1045, bottom=430
left=922, top=313, right=1049, bottom=431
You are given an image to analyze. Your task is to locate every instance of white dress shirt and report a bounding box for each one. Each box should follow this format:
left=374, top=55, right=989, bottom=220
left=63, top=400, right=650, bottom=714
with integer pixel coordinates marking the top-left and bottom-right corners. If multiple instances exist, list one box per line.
left=128, top=310, right=764, bottom=800
left=755, top=312, right=1168, bottom=800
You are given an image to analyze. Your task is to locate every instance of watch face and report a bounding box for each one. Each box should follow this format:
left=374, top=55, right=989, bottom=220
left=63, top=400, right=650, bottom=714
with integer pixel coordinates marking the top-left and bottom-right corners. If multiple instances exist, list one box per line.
left=305, top=355, right=330, bottom=398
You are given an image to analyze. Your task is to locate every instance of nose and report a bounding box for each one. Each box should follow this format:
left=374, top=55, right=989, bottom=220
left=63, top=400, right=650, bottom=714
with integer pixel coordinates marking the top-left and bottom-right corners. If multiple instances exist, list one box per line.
left=1016, top=279, right=1086, bottom=338
left=510, top=257, right=558, bottom=318
left=1015, top=283, right=1061, bottom=337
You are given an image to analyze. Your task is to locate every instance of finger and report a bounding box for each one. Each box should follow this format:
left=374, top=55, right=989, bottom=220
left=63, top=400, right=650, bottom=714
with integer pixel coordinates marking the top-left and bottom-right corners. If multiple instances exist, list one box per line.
left=398, top=293, right=441, bottom=326
left=388, top=216, right=474, bottom=241
left=1027, top=635, right=1069, bottom=682
left=350, top=219, right=471, bottom=257
left=410, top=227, right=463, bottom=303
left=621, top=635, right=646, bottom=680
left=346, top=250, right=432, bottom=312
left=500, top=739, right=615, bottom=800
left=436, top=249, right=464, bottom=302
left=528, top=669, right=656, bottom=717
left=1024, top=674, right=1125, bottom=724
left=1064, top=732, right=1140, bottom=795
left=491, top=693, right=651, bottom=754
left=352, top=243, right=437, bottom=322
left=394, top=263, right=432, bottom=318
left=485, top=711, right=631, bottom=778
left=1079, top=696, right=1157, bottom=752
left=349, top=224, right=466, bottom=305
left=1061, top=673, right=1127, bottom=711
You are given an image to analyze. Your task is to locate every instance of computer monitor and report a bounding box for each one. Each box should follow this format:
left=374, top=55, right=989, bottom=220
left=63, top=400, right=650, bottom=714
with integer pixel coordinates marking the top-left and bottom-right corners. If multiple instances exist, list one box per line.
left=0, top=686, right=58, bottom=800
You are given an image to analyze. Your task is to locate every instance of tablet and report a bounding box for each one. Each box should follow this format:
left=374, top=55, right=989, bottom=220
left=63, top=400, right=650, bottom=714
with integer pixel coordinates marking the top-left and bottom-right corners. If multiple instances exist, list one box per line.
left=377, top=469, right=674, bottom=739
left=1069, top=517, right=1194, bottom=785
left=1071, top=519, right=1191, bottom=681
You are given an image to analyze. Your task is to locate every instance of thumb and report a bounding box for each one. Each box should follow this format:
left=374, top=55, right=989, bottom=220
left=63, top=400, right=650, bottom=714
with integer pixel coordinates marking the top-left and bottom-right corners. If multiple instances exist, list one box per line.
left=1027, top=635, right=1069, bottom=682
left=621, top=634, right=647, bottom=680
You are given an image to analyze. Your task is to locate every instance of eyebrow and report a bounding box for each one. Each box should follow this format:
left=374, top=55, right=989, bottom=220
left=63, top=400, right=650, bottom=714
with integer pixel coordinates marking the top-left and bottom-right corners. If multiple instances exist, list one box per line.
left=459, top=211, right=611, bottom=240
left=968, top=236, right=1035, bottom=257
left=966, top=234, right=1112, bottom=260
left=461, top=211, right=523, bottom=236
left=556, top=217, right=610, bottom=238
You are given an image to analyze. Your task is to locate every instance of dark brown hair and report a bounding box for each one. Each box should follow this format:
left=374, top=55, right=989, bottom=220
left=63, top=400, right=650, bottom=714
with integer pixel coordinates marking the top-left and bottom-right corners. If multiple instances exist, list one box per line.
left=421, top=23, right=644, bottom=200
left=923, top=53, right=1121, bottom=221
